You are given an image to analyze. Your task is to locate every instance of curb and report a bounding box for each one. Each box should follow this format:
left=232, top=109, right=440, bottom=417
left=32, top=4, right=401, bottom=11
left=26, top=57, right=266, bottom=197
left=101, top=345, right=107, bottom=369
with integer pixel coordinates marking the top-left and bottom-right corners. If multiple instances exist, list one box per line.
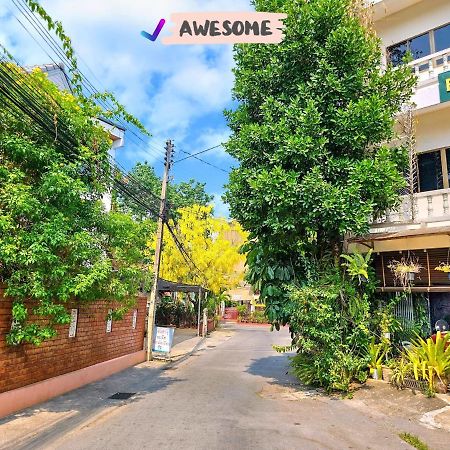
left=166, top=334, right=208, bottom=369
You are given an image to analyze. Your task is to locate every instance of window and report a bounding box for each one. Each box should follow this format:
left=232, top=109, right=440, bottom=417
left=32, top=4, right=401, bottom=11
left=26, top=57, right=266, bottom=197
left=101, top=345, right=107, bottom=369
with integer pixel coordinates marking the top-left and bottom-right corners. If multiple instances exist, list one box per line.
left=409, top=33, right=431, bottom=60
left=387, top=23, right=450, bottom=66
left=446, top=148, right=450, bottom=186
left=389, top=41, right=408, bottom=67
left=435, top=23, right=450, bottom=53
left=418, top=151, right=444, bottom=192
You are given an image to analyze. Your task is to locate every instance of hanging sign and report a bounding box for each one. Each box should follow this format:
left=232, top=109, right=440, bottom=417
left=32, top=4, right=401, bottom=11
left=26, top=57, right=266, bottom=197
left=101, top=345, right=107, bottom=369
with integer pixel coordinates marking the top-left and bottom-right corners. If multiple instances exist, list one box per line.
left=68, top=309, right=78, bottom=338
left=152, top=326, right=175, bottom=355
left=106, top=309, right=113, bottom=333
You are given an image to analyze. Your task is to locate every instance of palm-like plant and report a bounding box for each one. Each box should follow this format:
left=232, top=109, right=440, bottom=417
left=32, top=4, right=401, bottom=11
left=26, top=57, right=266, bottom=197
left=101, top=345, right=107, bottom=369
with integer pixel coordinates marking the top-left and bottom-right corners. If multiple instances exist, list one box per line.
left=406, top=332, right=450, bottom=392
left=341, top=250, right=373, bottom=284
left=368, top=337, right=387, bottom=379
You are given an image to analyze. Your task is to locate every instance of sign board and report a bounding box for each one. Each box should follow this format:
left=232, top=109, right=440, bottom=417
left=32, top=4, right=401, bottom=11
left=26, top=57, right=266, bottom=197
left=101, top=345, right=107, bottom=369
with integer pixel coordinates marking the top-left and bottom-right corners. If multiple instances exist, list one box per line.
left=439, top=70, right=450, bottom=103
left=132, top=310, right=138, bottom=329
left=152, top=326, right=175, bottom=355
left=68, top=309, right=78, bottom=338
left=106, top=309, right=113, bottom=333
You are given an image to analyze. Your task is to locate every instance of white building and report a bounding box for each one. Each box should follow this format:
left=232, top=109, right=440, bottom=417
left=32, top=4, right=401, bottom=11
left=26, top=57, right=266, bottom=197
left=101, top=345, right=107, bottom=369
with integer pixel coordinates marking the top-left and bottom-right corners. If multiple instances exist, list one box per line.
left=355, top=0, right=450, bottom=328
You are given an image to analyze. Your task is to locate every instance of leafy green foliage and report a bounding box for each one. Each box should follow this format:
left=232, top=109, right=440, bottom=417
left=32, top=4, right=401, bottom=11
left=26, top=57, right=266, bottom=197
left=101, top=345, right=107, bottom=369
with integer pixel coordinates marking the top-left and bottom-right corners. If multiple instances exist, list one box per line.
left=224, top=0, right=415, bottom=390
left=341, top=249, right=372, bottom=283
left=367, top=337, right=387, bottom=378
left=405, top=332, right=450, bottom=391
left=287, top=269, right=371, bottom=391
left=389, top=357, right=413, bottom=389
left=225, top=0, right=415, bottom=322
left=398, top=433, right=429, bottom=450
left=155, top=295, right=196, bottom=328
left=0, top=67, right=153, bottom=345
left=117, top=162, right=213, bottom=220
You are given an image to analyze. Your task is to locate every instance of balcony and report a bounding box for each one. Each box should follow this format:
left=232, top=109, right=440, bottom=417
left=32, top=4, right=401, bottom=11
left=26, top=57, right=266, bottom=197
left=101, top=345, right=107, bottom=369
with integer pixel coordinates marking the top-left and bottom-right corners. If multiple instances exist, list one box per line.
left=372, top=189, right=450, bottom=234
left=406, top=50, right=450, bottom=112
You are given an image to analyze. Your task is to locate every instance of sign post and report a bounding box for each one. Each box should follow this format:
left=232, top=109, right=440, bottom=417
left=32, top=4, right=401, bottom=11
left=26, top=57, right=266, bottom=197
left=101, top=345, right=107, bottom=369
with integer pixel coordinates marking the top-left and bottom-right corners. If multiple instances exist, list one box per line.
left=152, top=326, right=175, bottom=359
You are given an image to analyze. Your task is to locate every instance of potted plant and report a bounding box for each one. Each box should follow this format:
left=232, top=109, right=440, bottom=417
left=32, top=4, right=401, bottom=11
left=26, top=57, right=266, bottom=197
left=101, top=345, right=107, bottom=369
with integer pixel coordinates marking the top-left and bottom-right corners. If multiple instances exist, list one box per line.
left=368, top=338, right=387, bottom=380
left=388, top=257, right=423, bottom=286
left=435, top=262, right=450, bottom=280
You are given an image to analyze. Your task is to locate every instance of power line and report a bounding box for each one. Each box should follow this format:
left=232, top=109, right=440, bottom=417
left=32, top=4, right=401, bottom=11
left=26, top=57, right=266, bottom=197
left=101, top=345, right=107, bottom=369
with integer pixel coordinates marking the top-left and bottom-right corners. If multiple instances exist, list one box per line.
left=177, top=149, right=230, bottom=174
left=0, top=51, right=164, bottom=221
left=10, top=0, right=166, bottom=163
left=174, top=144, right=223, bottom=163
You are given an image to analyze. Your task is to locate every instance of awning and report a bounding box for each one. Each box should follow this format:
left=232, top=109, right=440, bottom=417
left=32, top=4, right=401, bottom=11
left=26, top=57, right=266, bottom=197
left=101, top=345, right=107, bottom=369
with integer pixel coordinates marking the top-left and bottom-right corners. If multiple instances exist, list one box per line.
left=157, top=278, right=206, bottom=294
left=351, top=226, right=450, bottom=243
left=349, top=226, right=450, bottom=253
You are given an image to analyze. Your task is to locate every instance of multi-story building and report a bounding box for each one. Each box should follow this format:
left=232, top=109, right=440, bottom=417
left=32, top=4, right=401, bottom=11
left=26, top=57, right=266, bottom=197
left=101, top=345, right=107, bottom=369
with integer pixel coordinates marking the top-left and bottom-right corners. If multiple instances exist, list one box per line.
left=353, top=0, right=450, bottom=329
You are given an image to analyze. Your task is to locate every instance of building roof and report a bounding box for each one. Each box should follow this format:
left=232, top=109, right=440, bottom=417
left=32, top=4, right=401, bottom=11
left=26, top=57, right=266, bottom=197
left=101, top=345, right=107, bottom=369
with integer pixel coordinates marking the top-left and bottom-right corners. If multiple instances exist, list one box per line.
left=26, top=62, right=73, bottom=92
left=27, top=63, right=126, bottom=134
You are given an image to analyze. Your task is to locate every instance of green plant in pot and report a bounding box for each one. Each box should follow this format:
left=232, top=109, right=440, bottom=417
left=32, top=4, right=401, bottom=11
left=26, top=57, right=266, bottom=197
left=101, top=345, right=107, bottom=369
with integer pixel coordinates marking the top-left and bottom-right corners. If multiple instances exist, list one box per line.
left=368, top=338, right=387, bottom=380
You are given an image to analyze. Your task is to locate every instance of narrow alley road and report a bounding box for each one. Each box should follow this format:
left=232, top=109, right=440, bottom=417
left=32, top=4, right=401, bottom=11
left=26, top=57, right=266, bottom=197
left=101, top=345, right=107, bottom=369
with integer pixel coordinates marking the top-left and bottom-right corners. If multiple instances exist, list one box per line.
left=5, top=324, right=449, bottom=450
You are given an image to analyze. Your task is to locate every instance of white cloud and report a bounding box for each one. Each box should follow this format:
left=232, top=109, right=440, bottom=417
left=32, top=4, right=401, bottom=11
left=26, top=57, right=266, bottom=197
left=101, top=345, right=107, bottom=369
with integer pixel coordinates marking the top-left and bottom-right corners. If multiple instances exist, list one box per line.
left=194, top=128, right=231, bottom=159
left=211, top=192, right=230, bottom=219
left=0, top=0, right=252, bottom=161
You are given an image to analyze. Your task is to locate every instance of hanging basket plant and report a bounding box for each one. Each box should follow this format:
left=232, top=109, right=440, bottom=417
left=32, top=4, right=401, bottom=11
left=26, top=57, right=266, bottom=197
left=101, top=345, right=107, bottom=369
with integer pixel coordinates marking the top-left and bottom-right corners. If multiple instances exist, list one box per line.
left=435, top=249, right=450, bottom=279
left=388, top=257, right=423, bottom=286
left=435, top=262, right=450, bottom=280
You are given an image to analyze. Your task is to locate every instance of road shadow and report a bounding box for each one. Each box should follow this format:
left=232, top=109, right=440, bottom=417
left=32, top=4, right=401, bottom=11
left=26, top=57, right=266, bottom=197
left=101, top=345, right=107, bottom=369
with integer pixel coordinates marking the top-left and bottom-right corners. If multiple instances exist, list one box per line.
left=0, top=362, right=184, bottom=446
left=246, top=354, right=300, bottom=387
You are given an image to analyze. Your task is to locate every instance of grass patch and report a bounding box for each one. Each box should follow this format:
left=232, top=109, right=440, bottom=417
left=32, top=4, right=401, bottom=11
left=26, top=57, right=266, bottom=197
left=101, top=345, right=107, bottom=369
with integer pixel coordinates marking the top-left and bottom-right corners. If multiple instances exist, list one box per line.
left=398, top=433, right=429, bottom=450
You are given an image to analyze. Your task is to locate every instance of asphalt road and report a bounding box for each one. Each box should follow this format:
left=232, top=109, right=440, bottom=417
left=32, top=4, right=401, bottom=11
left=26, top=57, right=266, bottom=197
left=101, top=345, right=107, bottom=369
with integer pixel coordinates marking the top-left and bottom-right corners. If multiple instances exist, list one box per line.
left=18, top=324, right=443, bottom=450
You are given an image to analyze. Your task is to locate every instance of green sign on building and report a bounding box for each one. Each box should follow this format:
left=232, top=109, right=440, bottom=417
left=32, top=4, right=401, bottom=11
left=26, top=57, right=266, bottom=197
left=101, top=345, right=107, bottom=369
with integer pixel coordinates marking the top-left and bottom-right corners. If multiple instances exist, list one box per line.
left=439, top=71, right=450, bottom=103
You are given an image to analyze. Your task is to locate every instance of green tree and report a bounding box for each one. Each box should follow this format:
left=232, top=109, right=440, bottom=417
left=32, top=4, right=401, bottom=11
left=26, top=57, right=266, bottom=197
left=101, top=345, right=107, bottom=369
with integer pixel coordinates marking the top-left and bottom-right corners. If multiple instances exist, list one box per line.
left=225, top=0, right=415, bottom=389
left=0, top=65, right=153, bottom=345
left=118, top=161, right=213, bottom=219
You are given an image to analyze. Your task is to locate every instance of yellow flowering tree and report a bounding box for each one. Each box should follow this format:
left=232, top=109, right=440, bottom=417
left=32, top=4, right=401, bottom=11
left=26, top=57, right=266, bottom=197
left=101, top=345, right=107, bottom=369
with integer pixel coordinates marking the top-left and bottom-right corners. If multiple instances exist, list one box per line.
left=154, top=205, right=247, bottom=295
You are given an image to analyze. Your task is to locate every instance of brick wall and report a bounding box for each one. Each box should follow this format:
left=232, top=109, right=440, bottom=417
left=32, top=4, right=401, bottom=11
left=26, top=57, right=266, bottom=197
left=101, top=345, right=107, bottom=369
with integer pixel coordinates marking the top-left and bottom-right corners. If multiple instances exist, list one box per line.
left=0, top=286, right=147, bottom=394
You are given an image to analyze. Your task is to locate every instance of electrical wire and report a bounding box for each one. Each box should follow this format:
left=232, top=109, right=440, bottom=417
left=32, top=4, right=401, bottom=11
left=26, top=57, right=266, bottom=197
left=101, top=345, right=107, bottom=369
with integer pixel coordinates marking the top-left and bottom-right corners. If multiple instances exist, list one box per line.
left=174, top=144, right=223, bottom=163
left=11, top=0, right=166, bottom=163
left=177, top=149, right=230, bottom=174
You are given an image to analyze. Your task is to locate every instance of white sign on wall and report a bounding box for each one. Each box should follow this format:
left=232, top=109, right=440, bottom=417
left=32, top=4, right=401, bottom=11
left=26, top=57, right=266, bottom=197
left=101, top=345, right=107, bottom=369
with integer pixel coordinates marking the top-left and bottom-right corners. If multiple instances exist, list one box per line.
left=106, top=309, right=113, bottom=333
left=68, top=309, right=78, bottom=338
left=132, top=309, right=138, bottom=329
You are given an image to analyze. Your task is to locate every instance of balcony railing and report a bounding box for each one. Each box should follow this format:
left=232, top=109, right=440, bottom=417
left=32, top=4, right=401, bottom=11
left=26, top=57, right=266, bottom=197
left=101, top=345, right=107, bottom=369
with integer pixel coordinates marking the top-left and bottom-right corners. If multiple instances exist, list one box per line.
left=409, top=49, right=450, bottom=83
left=372, top=189, right=450, bottom=229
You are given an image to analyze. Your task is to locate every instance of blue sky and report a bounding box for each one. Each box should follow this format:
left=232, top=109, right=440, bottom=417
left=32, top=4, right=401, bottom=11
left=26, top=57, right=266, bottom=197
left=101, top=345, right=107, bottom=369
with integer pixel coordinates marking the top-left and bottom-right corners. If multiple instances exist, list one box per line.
left=0, top=0, right=254, bottom=217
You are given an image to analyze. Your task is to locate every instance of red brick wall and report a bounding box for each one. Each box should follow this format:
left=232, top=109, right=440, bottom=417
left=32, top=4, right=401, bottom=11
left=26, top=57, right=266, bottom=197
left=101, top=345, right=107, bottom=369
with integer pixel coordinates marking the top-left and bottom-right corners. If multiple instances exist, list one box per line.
left=0, top=286, right=147, bottom=394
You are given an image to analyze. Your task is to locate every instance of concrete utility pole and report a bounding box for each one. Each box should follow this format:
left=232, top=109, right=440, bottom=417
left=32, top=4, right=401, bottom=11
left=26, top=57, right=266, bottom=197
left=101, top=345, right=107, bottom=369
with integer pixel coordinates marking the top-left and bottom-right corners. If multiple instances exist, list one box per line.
left=146, top=140, right=174, bottom=361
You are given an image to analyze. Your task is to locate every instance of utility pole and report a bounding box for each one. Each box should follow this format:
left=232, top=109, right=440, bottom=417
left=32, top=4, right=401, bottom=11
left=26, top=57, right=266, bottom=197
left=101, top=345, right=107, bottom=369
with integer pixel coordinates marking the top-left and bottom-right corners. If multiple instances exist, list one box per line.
left=146, top=140, right=174, bottom=361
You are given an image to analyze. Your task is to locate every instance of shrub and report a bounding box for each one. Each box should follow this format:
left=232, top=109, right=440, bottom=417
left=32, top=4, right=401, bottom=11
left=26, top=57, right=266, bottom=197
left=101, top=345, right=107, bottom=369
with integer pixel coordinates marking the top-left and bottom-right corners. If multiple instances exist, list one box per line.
left=405, top=332, right=450, bottom=392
